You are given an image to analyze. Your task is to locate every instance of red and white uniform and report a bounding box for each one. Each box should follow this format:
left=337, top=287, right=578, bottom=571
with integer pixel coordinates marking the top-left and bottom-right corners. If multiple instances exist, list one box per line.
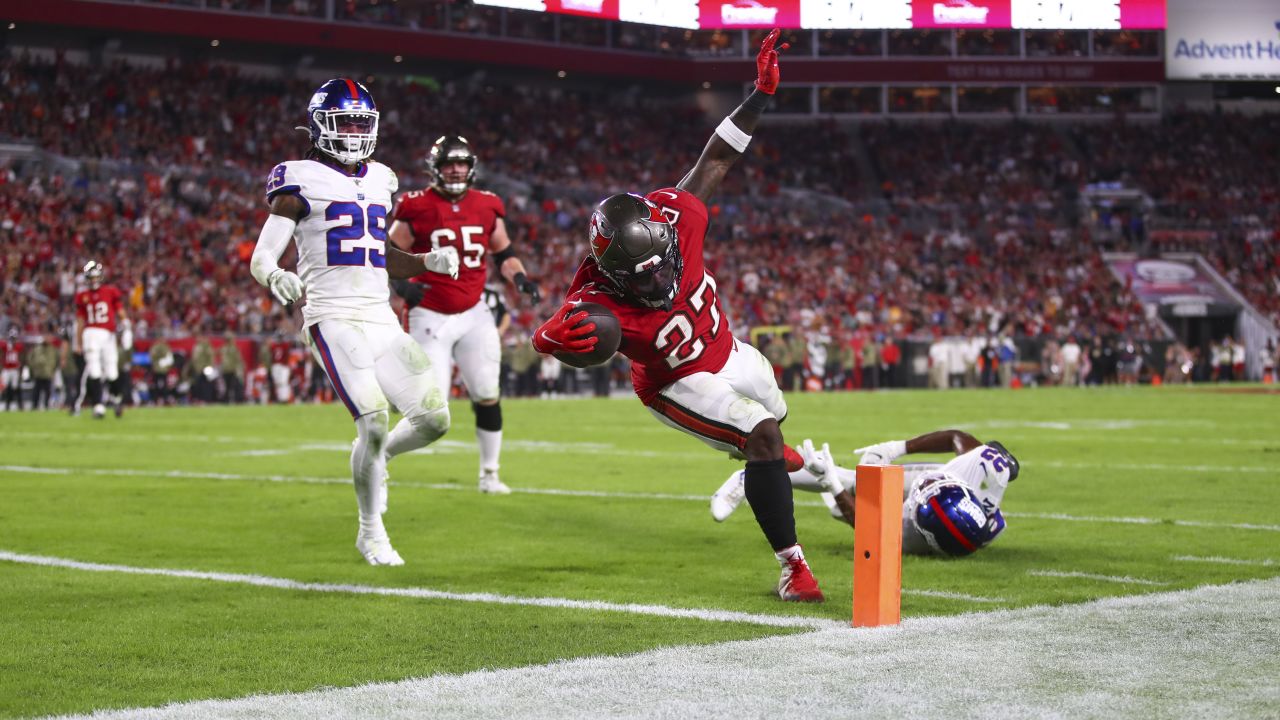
left=390, top=187, right=506, bottom=402
left=1, top=339, right=23, bottom=389
left=567, top=188, right=785, bottom=454
left=269, top=340, right=294, bottom=403
left=75, top=285, right=124, bottom=381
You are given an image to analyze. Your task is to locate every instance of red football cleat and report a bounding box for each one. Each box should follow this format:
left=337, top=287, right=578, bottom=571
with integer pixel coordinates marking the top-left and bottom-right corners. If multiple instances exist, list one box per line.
left=782, top=444, right=805, bottom=473
left=777, top=553, right=825, bottom=603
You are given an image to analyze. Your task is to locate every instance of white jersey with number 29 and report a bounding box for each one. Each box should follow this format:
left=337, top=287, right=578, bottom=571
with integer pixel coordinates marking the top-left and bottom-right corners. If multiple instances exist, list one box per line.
left=264, top=158, right=399, bottom=328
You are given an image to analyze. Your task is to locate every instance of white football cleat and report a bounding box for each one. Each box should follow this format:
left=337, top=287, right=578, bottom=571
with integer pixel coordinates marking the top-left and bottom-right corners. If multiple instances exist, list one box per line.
left=711, top=469, right=747, bottom=522
left=478, top=469, right=511, bottom=495
left=356, top=534, right=404, bottom=566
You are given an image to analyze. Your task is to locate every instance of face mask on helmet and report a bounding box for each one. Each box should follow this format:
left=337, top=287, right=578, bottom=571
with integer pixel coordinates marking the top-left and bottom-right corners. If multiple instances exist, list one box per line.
left=616, top=242, right=681, bottom=309
left=908, top=479, right=1005, bottom=557
left=313, top=109, right=379, bottom=165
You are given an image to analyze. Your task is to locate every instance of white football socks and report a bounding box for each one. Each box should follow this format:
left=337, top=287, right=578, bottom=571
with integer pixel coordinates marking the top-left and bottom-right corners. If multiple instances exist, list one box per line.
left=352, top=413, right=389, bottom=537
left=477, top=428, right=502, bottom=475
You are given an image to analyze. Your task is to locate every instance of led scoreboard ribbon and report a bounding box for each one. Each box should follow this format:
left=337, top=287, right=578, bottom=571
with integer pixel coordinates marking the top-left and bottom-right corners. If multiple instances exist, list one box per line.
left=474, top=0, right=1166, bottom=30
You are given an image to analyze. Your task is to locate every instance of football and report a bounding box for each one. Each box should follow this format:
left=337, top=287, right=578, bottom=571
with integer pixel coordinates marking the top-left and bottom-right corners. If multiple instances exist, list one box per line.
left=554, top=301, right=621, bottom=368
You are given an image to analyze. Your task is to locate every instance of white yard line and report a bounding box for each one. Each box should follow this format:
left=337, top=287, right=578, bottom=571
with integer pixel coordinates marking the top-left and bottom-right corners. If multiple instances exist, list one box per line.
left=1172, top=555, right=1277, bottom=568
left=5, top=464, right=1280, bottom=533
left=1027, top=569, right=1169, bottom=586
left=0, top=550, right=840, bottom=630
left=51, top=577, right=1280, bottom=720
left=901, top=588, right=1004, bottom=604
left=1034, top=460, right=1274, bottom=474
left=1004, top=511, right=1280, bottom=533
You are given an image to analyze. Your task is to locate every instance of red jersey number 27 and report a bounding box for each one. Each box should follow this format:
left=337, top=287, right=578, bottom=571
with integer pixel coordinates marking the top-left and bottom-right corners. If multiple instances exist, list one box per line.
left=429, top=226, right=486, bottom=269
left=654, top=272, right=720, bottom=369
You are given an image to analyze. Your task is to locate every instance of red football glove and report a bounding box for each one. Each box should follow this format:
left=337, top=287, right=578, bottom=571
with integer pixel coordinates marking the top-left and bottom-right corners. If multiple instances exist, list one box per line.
left=532, top=304, right=598, bottom=354
left=754, top=28, right=790, bottom=95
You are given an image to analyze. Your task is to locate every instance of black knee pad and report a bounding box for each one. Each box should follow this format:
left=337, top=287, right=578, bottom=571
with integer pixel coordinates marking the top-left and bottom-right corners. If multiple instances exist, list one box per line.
left=472, top=401, right=502, bottom=432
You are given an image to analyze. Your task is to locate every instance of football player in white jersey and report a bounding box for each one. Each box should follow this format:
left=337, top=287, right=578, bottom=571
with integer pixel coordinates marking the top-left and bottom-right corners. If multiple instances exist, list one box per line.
left=712, top=429, right=1018, bottom=557
left=250, top=77, right=461, bottom=567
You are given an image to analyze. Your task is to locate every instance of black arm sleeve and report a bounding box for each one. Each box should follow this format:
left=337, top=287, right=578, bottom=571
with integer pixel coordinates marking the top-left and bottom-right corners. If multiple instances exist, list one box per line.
left=491, top=246, right=516, bottom=267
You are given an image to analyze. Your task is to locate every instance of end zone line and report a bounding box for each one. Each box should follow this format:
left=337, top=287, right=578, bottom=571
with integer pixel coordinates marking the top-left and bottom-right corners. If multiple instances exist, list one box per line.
left=3, top=464, right=1278, bottom=534
left=0, top=550, right=842, bottom=630
left=1028, top=569, right=1169, bottom=586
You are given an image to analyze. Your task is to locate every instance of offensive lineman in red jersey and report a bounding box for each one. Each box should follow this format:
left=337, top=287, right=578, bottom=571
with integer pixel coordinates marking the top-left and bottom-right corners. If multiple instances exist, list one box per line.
left=73, top=261, right=131, bottom=419
left=532, top=30, right=824, bottom=602
left=388, top=136, right=541, bottom=495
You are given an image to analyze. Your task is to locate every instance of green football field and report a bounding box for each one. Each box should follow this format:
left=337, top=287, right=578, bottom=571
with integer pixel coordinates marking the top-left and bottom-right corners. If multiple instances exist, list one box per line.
left=1, top=386, right=1278, bottom=718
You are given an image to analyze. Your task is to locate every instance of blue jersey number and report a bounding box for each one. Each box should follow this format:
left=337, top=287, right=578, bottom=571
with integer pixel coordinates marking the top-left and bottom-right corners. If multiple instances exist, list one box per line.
left=325, top=202, right=387, bottom=268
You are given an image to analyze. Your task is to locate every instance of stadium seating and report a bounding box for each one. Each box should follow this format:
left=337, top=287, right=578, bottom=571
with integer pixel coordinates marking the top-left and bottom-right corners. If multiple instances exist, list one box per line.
left=0, top=54, right=1275, bottom=402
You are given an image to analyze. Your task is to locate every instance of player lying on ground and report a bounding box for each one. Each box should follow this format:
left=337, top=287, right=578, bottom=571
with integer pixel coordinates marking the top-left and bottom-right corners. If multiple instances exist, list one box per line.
left=712, top=430, right=1019, bottom=557
left=388, top=134, right=541, bottom=496
left=532, top=30, right=826, bottom=602
left=250, top=77, right=460, bottom=566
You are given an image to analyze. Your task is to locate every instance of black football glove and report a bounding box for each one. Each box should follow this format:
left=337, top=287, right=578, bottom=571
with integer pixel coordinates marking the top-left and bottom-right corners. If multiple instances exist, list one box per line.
left=391, top=279, right=425, bottom=309
left=513, top=272, right=542, bottom=304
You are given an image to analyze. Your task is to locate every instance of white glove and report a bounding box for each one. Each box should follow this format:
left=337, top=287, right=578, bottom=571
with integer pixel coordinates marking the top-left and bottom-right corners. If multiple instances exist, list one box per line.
left=119, top=319, right=133, bottom=351
left=268, top=269, right=304, bottom=305
left=423, top=247, right=460, bottom=280
left=798, top=438, right=843, bottom=494
left=853, top=440, right=907, bottom=467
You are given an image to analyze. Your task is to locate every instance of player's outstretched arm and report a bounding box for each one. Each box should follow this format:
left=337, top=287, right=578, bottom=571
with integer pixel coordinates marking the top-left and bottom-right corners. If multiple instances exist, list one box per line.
left=856, top=429, right=981, bottom=465
left=906, top=430, right=983, bottom=456
left=250, top=194, right=307, bottom=305
left=676, top=28, right=787, bottom=204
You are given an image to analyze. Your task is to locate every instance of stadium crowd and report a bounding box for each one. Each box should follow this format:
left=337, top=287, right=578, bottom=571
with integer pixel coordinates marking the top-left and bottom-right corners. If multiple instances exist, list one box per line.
left=0, top=53, right=1276, bottom=408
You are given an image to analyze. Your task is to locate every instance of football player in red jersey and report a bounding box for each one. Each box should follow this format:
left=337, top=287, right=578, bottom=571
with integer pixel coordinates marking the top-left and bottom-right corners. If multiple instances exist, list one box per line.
left=73, top=261, right=131, bottom=419
left=1, top=328, right=24, bottom=411
left=388, top=135, right=541, bottom=495
left=532, top=30, right=824, bottom=603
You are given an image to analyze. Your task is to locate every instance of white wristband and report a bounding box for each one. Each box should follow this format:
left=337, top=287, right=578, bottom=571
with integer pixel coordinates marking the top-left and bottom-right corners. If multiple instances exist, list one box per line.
left=715, top=117, right=752, bottom=153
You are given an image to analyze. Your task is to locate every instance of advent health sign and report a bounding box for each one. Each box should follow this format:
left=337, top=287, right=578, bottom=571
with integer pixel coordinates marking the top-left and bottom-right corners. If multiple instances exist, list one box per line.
left=1167, top=0, right=1280, bottom=79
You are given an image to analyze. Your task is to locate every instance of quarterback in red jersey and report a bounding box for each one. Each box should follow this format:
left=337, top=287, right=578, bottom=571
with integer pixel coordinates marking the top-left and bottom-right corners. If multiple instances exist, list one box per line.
left=533, top=30, right=824, bottom=603
left=73, top=260, right=131, bottom=419
left=389, top=135, right=541, bottom=495
left=1, top=328, right=23, bottom=411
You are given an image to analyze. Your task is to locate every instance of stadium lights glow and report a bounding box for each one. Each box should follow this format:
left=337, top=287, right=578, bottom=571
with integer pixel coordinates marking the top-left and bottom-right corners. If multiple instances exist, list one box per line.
left=210, top=39, right=220, bottom=47
left=1275, top=86, right=1280, bottom=94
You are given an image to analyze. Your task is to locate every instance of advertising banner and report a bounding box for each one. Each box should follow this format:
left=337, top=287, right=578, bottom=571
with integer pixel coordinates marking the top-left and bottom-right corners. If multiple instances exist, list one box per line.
left=913, top=0, right=1012, bottom=29
left=699, top=0, right=804, bottom=29
left=1107, top=258, right=1239, bottom=317
left=1167, top=0, right=1280, bottom=79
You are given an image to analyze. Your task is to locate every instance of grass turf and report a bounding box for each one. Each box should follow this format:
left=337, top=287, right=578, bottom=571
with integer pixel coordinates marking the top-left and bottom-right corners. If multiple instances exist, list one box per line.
left=1, top=385, right=1277, bottom=716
